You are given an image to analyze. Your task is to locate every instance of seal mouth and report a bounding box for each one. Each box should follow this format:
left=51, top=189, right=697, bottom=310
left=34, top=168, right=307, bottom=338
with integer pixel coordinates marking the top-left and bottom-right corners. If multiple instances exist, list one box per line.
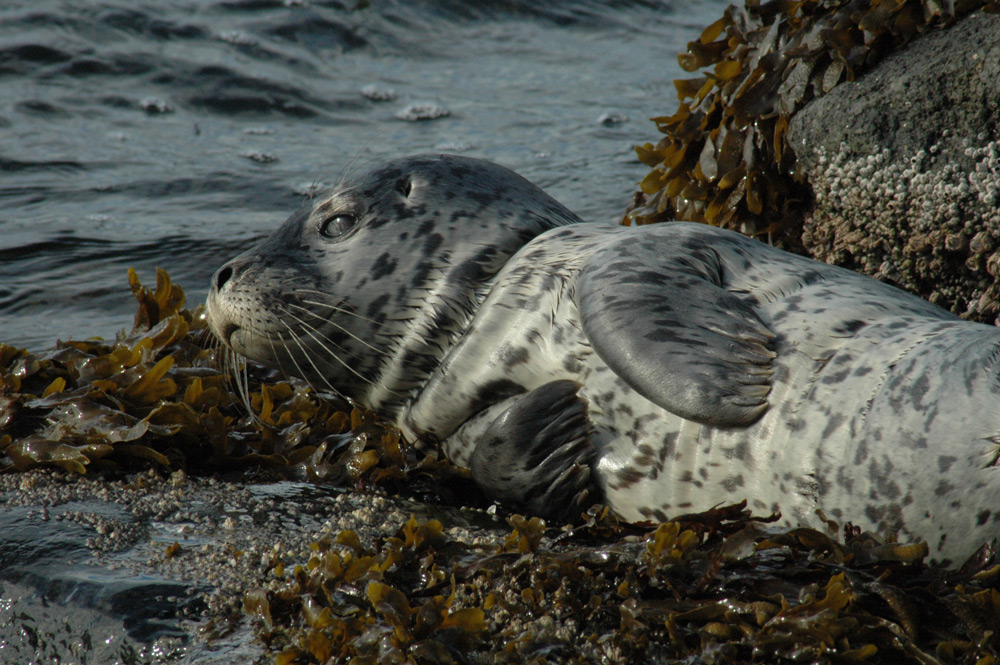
left=205, top=293, right=240, bottom=349
left=219, top=322, right=239, bottom=346
left=207, top=318, right=239, bottom=348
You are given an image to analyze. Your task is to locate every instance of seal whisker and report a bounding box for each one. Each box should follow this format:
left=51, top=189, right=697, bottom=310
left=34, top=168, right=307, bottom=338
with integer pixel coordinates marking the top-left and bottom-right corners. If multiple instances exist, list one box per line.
left=276, top=329, right=329, bottom=400
left=278, top=305, right=358, bottom=359
left=299, top=300, right=422, bottom=336
left=293, top=293, right=389, bottom=327
left=218, top=344, right=234, bottom=401
left=296, top=300, right=383, bottom=326
left=235, top=350, right=258, bottom=423
left=335, top=144, right=374, bottom=191
left=285, top=302, right=388, bottom=356
left=218, top=344, right=257, bottom=423
left=275, top=330, right=312, bottom=389
left=277, top=305, right=402, bottom=395
left=265, top=329, right=294, bottom=393
left=279, top=321, right=353, bottom=402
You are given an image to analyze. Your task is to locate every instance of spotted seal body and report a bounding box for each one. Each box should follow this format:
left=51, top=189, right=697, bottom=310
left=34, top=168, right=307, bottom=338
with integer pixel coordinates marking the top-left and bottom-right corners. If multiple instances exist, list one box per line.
left=207, top=154, right=1000, bottom=562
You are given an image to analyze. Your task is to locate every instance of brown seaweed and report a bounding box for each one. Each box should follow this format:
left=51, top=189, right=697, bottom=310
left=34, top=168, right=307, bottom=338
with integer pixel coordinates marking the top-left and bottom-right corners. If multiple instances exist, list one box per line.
left=253, top=504, right=1000, bottom=664
left=0, top=268, right=431, bottom=488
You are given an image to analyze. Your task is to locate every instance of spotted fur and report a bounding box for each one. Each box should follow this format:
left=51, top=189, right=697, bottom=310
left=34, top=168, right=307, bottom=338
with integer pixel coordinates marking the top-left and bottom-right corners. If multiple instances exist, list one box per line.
left=207, top=154, right=1000, bottom=563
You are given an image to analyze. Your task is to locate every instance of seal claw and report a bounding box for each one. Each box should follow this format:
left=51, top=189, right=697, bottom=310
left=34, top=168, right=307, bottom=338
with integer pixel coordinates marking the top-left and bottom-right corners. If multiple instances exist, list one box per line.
left=470, top=379, right=599, bottom=523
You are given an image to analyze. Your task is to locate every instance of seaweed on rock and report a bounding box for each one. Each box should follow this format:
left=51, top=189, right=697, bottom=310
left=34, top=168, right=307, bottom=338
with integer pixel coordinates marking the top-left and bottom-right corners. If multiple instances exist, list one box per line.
left=627, top=0, right=1000, bottom=246
left=257, top=504, right=1000, bottom=664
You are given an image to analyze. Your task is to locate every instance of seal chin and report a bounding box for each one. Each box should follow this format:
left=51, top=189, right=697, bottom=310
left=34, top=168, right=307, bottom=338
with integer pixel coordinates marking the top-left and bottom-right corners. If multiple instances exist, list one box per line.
left=204, top=303, right=237, bottom=348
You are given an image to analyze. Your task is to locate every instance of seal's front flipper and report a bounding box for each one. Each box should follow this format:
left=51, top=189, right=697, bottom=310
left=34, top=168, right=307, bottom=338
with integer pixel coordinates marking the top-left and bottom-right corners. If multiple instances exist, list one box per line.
left=470, top=380, right=598, bottom=523
left=577, top=229, right=776, bottom=427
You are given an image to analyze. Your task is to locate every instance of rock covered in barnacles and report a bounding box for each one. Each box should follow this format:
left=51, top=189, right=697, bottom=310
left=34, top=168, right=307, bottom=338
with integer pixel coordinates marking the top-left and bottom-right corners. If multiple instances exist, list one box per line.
left=626, top=0, right=1000, bottom=252
left=789, top=11, right=1000, bottom=322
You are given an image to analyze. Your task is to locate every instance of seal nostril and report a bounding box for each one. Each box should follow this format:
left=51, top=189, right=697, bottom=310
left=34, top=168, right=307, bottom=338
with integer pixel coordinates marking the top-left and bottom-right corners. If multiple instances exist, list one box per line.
left=215, top=265, right=233, bottom=291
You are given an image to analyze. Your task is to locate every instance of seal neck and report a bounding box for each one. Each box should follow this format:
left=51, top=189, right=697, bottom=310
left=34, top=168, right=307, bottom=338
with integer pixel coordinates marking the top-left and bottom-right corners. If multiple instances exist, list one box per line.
left=362, top=266, right=498, bottom=422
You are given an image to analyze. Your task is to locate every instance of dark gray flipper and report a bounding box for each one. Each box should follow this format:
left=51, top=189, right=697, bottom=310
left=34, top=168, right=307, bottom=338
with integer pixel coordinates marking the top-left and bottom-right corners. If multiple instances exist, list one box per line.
left=470, top=380, right=598, bottom=523
left=577, top=231, right=776, bottom=426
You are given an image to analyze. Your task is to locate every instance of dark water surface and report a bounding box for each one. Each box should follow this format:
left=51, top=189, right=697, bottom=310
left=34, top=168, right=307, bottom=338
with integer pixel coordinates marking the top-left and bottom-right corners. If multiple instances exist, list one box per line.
left=1, top=0, right=726, bottom=351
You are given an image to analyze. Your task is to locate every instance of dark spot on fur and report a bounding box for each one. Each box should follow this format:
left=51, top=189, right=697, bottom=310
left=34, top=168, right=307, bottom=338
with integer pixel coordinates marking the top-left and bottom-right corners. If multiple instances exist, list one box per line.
left=837, top=319, right=866, bottom=334
left=721, top=474, right=745, bottom=492
left=371, top=252, right=397, bottom=280
left=424, top=233, right=443, bottom=255
left=937, top=456, right=957, bottom=473
left=614, top=466, right=647, bottom=488
left=821, top=413, right=846, bottom=440
left=365, top=294, right=390, bottom=319
left=499, top=345, right=530, bottom=370
left=787, top=418, right=806, bottom=432
left=415, top=219, right=435, bottom=237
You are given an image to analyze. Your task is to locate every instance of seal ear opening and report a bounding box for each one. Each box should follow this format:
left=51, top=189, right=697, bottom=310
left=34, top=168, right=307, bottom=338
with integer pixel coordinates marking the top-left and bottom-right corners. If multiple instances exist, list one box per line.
left=396, top=177, right=413, bottom=198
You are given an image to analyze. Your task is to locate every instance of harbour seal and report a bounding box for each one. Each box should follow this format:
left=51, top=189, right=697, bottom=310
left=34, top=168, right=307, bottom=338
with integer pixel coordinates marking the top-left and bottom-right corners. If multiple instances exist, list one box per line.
left=206, top=154, right=1000, bottom=562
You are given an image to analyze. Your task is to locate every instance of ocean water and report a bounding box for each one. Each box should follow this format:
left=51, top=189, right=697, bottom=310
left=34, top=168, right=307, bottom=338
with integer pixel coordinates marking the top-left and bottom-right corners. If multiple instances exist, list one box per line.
left=0, top=0, right=727, bottom=351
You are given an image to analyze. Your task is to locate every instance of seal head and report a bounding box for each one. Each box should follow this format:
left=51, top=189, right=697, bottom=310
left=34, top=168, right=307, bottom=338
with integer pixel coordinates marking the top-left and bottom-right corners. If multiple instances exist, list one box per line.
left=207, top=154, right=582, bottom=415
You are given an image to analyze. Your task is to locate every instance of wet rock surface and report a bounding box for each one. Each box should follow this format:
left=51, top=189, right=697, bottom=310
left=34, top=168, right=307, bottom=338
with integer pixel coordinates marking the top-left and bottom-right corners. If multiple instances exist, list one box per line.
left=0, top=469, right=261, bottom=663
left=0, top=468, right=473, bottom=664
left=790, top=11, right=1000, bottom=322
left=7, top=464, right=1000, bottom=664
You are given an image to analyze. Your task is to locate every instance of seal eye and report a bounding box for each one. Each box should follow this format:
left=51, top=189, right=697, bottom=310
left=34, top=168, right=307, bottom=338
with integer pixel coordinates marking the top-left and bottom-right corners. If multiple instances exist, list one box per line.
left=319, top=213, right=357, bottom=239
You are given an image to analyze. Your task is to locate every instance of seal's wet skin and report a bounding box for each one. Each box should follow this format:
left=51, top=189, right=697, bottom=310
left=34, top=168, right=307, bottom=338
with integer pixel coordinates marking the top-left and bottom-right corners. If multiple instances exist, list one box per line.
left=207, top=154, right=1000, bottom=562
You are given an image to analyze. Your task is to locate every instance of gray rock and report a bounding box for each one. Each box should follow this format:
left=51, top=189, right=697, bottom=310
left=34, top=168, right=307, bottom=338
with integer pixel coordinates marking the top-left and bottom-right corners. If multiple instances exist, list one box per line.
left=788, top=11, right=1000, bottom=321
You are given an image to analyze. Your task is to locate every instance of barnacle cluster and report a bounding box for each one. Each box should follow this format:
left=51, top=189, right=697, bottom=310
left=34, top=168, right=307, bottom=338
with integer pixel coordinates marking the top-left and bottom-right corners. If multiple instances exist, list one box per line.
left=804, top=139, right=1000, bottom=320
left=626, top=0, right=1000, bottom=245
